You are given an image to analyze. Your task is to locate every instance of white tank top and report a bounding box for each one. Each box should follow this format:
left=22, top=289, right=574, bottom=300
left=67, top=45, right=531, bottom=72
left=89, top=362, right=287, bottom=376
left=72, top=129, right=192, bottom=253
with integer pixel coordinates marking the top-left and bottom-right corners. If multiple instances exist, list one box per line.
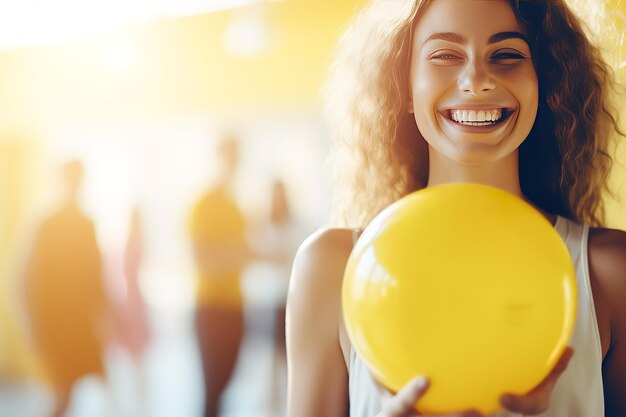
left=347, top=215, right=604, bottom=417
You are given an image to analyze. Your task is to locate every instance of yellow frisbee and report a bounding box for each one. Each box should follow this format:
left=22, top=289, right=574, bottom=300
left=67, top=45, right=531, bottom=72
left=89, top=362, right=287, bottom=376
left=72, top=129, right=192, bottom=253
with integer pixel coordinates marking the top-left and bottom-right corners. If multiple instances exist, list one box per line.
left=342, top=183, right=577, bottom=415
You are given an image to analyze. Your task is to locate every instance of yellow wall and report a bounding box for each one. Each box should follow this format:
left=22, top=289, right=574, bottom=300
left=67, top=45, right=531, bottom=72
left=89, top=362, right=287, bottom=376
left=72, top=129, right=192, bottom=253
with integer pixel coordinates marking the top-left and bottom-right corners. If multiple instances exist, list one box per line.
left=605, top=0, right=626, bottom=229
left=0, top=0, right=622, bottom=228
left=0, top=139, right=45, bottom=380
left=0, top=1, right=364, bottom=129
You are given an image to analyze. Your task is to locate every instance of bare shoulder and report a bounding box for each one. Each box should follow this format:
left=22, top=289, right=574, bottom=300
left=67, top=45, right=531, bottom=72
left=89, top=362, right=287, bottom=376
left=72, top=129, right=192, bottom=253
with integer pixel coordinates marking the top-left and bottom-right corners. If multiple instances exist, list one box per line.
left=588, top=226, right=626, bottom=331
left=288, top=227, right=355, bottom=311
left=588, top=226, right=626, bottom=416
left=588, top=226, right=626, bottom=297
left=286, top=227, right=355, bottom=417
left=588, top=226, right=626, bottom=257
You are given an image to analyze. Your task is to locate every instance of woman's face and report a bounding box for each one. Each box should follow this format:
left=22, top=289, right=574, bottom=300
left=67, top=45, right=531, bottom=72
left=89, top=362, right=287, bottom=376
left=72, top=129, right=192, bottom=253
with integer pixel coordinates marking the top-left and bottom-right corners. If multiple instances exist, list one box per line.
left=410, top=0, right=538, bottom=165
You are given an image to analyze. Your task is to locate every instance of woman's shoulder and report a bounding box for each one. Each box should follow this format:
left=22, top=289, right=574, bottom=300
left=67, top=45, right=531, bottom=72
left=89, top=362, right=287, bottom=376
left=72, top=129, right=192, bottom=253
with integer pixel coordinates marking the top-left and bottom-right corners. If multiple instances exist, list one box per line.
left=297, top=227, right=356, bottom=259
left=588, top=227, right=626, bottom=344
left=588, top=226, right=626, bottom=308
left=588, top=226, right=626, bottom=285
left=287, top=227, right=355, bottom=314
left=289, top=227, right=356, bottom=289
left=286, top=227, right=356, bottom=416
left=587, top=226, right=626, bottom=413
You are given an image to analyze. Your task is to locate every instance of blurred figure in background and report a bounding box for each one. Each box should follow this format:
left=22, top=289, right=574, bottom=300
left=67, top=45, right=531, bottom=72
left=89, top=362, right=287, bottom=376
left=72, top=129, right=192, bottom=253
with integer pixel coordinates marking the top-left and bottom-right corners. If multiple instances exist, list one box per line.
left=122, top=207, right=151, bottom=366
left=189, top=135, right=251, bottom=417
left=112, top=207, right=151, bottom=415
left=23, top=160, right=110, bottom=417
left=250, top=179, right=306, bottom=415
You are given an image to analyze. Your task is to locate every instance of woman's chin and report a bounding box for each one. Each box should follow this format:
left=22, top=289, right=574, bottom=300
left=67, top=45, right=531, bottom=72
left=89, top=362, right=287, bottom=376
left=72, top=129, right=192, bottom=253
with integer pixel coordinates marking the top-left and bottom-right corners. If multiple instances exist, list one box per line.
left=436, top=143, right=509, bottom=166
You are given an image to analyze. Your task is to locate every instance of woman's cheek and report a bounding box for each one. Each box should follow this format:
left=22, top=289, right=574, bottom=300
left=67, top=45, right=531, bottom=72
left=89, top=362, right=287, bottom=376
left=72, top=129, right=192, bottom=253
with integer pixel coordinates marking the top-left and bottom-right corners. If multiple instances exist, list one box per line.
left=413, top=64, right=457, bottom=93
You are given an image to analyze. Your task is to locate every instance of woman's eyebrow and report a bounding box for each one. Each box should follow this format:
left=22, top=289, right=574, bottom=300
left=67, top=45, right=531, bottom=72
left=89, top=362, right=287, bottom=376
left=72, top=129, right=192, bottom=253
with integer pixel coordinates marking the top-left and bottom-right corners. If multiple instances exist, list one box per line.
left=422, top=31, right=529, bottom=47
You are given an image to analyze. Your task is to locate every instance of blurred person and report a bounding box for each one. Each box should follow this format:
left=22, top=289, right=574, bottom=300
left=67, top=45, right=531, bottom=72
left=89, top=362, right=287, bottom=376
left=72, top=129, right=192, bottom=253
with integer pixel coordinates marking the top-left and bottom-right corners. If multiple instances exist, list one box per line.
left=111, top=207, right=151, bottom=416
left=121, top=208, right=151, bottom=364
left=24, top=160, right=110, bottom=417
left=188, top=135, right=251, bottom=417
left=248, top=179, right=306, bottom=415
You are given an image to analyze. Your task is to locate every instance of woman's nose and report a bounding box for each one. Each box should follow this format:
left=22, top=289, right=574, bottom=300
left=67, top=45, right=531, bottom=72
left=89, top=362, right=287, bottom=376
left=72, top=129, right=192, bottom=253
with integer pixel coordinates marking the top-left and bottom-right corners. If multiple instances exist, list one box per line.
left=457, top=59, right=496, bottom=95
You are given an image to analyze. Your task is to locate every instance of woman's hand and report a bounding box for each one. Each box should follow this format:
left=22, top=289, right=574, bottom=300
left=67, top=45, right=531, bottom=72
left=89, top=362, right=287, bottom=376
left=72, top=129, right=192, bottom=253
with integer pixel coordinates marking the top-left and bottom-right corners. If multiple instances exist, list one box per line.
left=374, top=377, right=483, bottom=417
left=374, top=346, right=575, bottom=417
left=499, top=346, right=575, bottom=415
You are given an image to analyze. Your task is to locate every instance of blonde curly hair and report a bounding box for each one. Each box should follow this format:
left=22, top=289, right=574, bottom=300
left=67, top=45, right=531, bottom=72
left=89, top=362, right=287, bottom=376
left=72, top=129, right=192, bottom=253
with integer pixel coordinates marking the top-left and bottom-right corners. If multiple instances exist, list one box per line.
left=326, top=0, right=625, bottom=228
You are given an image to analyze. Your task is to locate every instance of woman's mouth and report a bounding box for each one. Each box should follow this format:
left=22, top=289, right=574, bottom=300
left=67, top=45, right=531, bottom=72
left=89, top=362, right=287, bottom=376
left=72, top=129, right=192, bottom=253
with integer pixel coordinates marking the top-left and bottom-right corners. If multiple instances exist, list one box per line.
left=437, top=107, right=517, bottom=135
left=443, top=108, right=515, bottom=127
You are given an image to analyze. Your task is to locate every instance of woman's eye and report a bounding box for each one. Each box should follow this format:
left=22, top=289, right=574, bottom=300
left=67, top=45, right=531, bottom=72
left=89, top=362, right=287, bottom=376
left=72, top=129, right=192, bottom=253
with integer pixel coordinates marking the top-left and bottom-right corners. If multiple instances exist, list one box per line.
left=430, top=54, right=461, bottom=60
left=491, top=52, right=525, bottom=61
left=428, top=52, right=527, bottom=62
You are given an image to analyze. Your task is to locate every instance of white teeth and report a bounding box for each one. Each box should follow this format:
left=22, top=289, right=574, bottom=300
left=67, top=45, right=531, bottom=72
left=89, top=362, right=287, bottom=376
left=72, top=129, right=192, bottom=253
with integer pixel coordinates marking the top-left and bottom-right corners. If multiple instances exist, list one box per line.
left=450, top=109, right=503, bottom=124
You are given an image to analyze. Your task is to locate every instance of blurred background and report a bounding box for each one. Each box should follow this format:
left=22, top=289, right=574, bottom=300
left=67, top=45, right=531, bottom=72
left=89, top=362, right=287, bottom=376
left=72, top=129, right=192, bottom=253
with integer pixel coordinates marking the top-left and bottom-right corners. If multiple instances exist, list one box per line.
left=0, top=1, right=624, bottom=417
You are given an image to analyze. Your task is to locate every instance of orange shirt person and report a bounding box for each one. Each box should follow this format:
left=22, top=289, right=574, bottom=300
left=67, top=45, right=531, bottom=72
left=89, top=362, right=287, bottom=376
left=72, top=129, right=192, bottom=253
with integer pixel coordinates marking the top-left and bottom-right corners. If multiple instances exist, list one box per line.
left=190, top=187, right=247, bottom=310
left=24, top=160, right=108, bottom=417
left=189, top=135, right=251, bottom=417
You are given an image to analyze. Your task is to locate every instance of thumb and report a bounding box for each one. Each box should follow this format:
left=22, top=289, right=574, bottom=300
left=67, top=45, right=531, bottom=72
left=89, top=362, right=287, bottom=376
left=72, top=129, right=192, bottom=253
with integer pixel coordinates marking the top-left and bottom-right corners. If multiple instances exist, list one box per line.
left=387, top=377, right=429, bottom=415
left=551, top=347, right=575, bottom=377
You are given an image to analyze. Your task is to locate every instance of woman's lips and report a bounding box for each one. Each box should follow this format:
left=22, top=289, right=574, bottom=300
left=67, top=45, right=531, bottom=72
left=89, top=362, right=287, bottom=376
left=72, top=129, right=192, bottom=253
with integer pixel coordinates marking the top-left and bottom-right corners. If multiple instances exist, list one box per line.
left=439, top=108, right=516, bottom=133
left=442, top=108, right=515, bottom=125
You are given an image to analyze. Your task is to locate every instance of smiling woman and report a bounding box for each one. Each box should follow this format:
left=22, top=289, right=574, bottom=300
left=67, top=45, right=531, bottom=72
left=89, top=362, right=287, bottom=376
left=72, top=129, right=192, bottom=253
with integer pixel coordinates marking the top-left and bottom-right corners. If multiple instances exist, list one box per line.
left=410, top=0, right=539, bottom=167
left=326, top=0, right=622, bottom=228
left=287, top=0, right=626, bottom=416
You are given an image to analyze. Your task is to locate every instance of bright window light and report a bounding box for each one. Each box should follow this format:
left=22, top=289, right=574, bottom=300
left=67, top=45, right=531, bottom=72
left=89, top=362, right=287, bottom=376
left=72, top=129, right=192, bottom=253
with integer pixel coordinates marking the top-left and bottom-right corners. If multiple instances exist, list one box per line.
left=0, top=0, right=266, bottom=51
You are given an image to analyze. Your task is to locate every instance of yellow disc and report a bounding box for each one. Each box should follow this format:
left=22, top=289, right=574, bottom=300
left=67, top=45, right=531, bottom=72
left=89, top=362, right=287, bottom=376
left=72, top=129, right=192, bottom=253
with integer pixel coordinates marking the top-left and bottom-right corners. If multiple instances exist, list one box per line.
left=342, top=183, right=577, bottom=415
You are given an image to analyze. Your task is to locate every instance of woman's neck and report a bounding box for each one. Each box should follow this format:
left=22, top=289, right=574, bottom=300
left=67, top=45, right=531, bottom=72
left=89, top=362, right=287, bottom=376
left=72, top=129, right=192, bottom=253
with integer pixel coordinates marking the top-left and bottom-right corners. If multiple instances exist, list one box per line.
left=426, top=146, right=523, bottom=196
left=426, top=147, right=556, bottom=226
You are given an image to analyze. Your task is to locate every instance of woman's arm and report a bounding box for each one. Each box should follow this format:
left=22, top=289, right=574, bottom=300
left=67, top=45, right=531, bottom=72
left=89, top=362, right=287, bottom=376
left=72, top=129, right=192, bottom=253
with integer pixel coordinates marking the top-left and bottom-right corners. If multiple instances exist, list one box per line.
left=286, top=228, right=353, bottom=417
left=588, top=228, right=626, bottom=417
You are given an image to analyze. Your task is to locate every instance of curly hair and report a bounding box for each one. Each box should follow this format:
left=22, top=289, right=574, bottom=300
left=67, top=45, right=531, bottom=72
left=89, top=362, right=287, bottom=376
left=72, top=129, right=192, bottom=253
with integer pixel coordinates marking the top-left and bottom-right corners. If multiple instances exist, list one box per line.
left=326, top=0, right=625, bottom=228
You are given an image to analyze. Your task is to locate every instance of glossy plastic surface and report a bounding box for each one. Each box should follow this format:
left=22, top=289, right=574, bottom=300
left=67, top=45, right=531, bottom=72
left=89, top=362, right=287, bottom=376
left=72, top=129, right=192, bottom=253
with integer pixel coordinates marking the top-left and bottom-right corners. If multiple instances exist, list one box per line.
left=342, top=183, right=577, bottom=415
